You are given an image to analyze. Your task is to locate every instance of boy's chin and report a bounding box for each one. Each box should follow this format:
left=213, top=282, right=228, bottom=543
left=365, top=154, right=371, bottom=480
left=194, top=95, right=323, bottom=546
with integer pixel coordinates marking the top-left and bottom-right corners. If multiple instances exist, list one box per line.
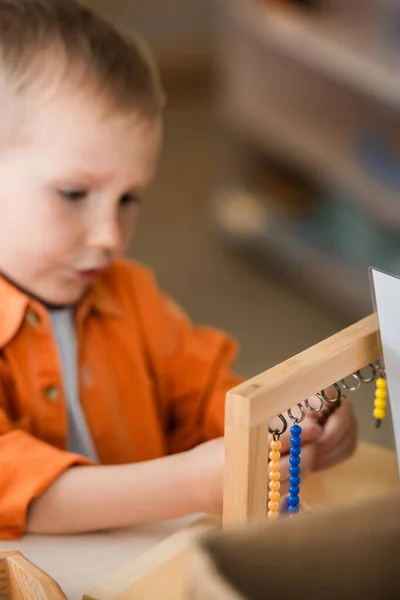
left=37, top=281, right=90, bottom=307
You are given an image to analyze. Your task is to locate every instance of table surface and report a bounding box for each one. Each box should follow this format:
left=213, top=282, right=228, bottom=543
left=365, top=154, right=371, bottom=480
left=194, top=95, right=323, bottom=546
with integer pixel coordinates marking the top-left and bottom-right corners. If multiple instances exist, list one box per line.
left=0, top=442, right=398, bottom=600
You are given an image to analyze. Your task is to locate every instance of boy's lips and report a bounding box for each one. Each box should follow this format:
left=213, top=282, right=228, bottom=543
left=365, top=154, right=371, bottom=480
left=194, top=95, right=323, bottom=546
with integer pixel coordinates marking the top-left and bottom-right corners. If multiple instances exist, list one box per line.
left=75, top=266, right=107, bottom=279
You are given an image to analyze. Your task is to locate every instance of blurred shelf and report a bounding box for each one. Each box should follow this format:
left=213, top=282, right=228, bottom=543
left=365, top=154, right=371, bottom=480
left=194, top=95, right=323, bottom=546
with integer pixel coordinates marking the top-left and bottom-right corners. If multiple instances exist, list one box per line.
left=226, top=0, right=400, bottom=108
left=212, top=187, right=373, bottom=319
left=220, top=94, right=400, bottom=230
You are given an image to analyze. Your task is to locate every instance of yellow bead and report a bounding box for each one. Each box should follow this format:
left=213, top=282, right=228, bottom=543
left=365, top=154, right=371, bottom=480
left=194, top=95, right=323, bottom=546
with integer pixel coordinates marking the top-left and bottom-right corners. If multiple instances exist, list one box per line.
left=269, top=450, right=280, bottom=462
left=268, top=490, right=280, bottom=502
left=373, top=408, right=386, bottom=421
left=268, top=510, right=279, bottom=521
left=374, top=399, right=387, bottom=410
left=269, top=461, right=280, bottom=472
left=375, top=388, right=388, bottom=400
left=269, top=480, right=281, bottom=491
left=269, top=470, right=281, bottom=481
left=268, top=500, right=280, bottom=512
left=271, top=440, right=281, bottom=451
left=376, top=378, right=387, bottom=390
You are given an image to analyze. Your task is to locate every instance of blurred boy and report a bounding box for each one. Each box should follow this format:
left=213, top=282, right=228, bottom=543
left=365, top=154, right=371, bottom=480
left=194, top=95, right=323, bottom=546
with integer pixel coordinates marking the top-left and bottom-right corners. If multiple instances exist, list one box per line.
left=0, top=0, right=356, bottom=539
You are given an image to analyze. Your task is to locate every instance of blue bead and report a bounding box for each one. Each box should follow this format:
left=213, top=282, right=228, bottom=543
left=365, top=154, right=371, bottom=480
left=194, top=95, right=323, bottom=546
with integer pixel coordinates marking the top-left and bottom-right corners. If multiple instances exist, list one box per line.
left=289, top=485, right=300, bottom=496
left=290, top=436, right=302, bottom=447
left=289, top=455, right=301, bottom=466
left=289, top=466, right=300, bottom=476
left=288, top=506, right=299, bottom=514
left=290, top=425, right=302, bottom=437
left=289, top=475, right=301, bottom=486
left=288, top=495, right=300, bottom=507
left=289, top=446, right=301, bottom=456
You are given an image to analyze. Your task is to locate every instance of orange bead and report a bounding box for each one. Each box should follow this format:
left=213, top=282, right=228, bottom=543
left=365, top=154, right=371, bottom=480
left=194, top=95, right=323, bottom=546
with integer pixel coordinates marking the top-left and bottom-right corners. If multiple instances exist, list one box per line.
left=268, top=510, right=279, bottom=521
left=269, top=450, right=280, bottom=462
left=269, top=490, right=280, bottom=502
left=271, top=440, right=281, bottom=451
left=268, top=500, right=280, bottom=512
left=269, top=461, right=280, bottom=472
left=269, top=480, right=281, bottom=491
left=269, top=470, right=281, bottom=481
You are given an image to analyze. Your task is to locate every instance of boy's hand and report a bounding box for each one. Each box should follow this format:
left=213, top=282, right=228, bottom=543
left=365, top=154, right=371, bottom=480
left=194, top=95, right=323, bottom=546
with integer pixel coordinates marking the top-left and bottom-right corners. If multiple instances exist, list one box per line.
left=311, top=396, right=357, bottom=471
left=271, top=396, right=357, bottom=494
left=188, top=397, right=357, bottom=513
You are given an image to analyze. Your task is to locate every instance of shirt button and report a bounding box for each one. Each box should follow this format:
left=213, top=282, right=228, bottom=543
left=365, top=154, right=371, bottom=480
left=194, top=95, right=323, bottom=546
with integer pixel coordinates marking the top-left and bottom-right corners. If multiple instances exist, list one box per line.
left=25, top=310, right=41, bottom=327
left=44, top=385, right=59, bottom=402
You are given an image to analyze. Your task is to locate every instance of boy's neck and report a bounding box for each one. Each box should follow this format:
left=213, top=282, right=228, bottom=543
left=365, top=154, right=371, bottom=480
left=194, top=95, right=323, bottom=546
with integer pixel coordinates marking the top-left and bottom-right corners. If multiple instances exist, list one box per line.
left=0, top=272, right=72, bottom=311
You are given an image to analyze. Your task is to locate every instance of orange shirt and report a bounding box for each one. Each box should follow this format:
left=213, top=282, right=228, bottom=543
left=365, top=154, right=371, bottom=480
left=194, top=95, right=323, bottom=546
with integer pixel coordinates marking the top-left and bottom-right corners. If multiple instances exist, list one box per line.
left=0, top=259, right=241, bottom=539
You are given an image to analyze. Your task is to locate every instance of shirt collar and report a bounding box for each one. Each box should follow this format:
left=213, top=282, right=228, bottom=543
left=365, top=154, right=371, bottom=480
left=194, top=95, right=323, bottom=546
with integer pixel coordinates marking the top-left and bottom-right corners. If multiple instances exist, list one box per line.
left=0, top=266, right=124, bottom=347
left=77, top=272, right=125, bottom=321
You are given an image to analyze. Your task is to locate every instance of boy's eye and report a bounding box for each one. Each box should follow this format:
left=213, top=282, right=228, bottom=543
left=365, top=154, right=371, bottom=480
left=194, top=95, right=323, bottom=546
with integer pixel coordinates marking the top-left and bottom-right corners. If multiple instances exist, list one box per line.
left=59, top=189, right=88, bottom=201
left=120, top=193, right=140, bottom=206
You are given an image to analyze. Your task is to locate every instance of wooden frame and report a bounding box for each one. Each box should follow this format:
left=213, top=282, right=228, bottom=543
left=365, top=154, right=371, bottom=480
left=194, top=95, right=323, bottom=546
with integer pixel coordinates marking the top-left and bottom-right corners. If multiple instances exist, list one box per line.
left=84, top=312, right=384, bottom=599
left=223, top=311, right=380, bottom=525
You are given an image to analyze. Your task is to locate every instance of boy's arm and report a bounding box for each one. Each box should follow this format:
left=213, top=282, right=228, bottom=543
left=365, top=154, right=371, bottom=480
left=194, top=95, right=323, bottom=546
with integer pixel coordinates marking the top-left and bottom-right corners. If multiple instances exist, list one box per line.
left=0, top=407, right=90, bottom=538
left=0, top=377, right=223, bottom=537
left=27, top=439, right=224, bottom=535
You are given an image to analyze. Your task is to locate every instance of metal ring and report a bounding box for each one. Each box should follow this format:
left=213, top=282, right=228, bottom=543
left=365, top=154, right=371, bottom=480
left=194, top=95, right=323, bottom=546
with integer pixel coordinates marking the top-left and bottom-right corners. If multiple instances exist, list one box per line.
left=287, top=404, right=306, bottom=424
left=356, top=363, right=376, bottom=384
left=341, top=373, right=361, bottom=392
left=305, top=394, right=325, bottom=413
left=268, top=413, right=288, bottom=437
left=321, top=383, right=342, bottom=404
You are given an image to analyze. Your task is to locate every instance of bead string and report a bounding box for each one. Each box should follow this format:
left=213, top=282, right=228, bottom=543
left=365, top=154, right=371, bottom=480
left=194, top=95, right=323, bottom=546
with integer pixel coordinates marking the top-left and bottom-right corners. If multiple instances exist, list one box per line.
left=267, top=433, right=281, bottom=521
left=374, top=369, right=388, bottom=428
left=288, top=421, right=302, bottom=516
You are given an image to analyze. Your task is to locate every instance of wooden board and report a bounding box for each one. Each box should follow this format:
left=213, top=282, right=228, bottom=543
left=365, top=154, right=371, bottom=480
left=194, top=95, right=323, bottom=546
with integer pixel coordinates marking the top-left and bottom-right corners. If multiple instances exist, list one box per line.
left=84, top=516, right=220, bottom=600
left=0, top=551, right=66, bottom=599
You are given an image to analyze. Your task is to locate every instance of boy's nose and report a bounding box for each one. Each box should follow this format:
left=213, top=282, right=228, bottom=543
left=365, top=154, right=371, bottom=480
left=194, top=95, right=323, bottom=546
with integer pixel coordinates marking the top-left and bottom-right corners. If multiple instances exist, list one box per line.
left=86, top=217, right=121, bottom=252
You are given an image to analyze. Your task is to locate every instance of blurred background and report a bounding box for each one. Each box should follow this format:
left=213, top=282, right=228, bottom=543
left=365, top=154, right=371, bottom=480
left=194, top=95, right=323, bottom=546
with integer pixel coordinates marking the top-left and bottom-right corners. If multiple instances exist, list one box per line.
left=82, top=0, right=400, bottom=449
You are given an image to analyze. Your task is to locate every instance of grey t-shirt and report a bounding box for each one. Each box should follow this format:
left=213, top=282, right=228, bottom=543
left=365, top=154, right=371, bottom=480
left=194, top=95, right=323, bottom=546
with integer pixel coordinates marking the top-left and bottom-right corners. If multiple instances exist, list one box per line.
left=49, top=308, right=98, bottom=462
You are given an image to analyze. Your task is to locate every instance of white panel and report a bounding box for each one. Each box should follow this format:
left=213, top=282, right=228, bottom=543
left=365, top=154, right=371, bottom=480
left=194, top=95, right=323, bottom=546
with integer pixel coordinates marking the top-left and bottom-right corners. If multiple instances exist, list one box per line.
left=371, top=268, right=400, bottom=475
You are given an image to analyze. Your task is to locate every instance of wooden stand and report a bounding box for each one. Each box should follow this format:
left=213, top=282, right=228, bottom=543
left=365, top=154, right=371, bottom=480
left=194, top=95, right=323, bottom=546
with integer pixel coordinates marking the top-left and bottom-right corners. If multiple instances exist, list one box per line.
left=84, top=312, right=398, bottom=599
left=0, top=551, right=66, bottom=599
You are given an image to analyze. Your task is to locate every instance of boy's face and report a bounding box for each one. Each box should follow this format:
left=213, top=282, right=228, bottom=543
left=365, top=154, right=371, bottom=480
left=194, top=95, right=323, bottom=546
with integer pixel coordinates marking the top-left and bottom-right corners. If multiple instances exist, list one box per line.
left=0, top=84, right=162, bottom=305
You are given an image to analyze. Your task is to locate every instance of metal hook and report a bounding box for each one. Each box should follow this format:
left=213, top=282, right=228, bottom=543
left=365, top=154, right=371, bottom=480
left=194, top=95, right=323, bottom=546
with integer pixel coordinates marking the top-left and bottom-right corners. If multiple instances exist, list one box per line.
left=287, top=403, right=306, bottom=424
left=268, top=413, right=288, bottom=437
left=356, top=363, right=376, bottom=384
left=320, top=383, right=342, bottom=404
left=341, top=373, right=361, bottom=392
left=305, top=394, right=325, bottom=413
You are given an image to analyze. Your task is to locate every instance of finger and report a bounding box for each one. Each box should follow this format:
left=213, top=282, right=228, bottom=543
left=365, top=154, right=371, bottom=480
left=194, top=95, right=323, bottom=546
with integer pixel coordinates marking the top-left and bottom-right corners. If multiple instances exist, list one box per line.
left=313, top=429, right=357, bottom=471
left=277, top=416, right=323, bottom=455
left=316, top=397, right=356, bottom=454
left=313, top=437, right=355, bottom=471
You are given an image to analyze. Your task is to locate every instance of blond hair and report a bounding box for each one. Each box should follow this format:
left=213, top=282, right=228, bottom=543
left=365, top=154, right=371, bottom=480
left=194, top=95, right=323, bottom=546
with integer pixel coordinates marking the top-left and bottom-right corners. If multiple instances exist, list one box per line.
left=0, top=0, right=165, bottom=121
